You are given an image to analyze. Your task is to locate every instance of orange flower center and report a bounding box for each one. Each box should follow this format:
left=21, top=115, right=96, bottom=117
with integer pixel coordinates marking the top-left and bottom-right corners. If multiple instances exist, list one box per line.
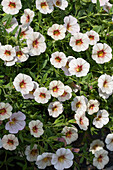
left=53, top=30, right=60, bottom=36
left=65, top=61, right=69, bottom=69
left=76, top=39, right=83, bottom=45
left=66, top=131, right=72, bottom=138
left=32, top=125, right=38, bottom=133
left=39, top=93, right=46, bottom=98
left=75, top=65, right=82, bottom=72
left=93, top=144, right=98, bottom=150
left=16, top=51, right=23, bottom=58
left=7, top=139, right=14, bottom=145
left=96, top=115, right=102, bottom=121
left=26, top=15, right=30, bottom=23
left=32, top=39, right=39, bottom=48
left=89, top=35, right=94, bottom=40
left=43, top=157, right=51, bottom=162
left=5, top=50, right=11, bottom=56
left=53, top=86, right=58, bottom=92
left=98, top=50, right=105, bottom=58
left=30, top=149, right=38, bottom=156
left=55, top=56, right=61, bottom=62
left=8, top=2, right=16, bottom=8
left=97, top=155, right=103, bottom=162
left=56, top=0, right=61, bottom=6
left=67, top=23, right=71, bottom=31
left=58, top=155, right=65, bottom=162
left=20, top=31, right=26, bottom=38
left=9, top=118, right=17, bottom=125
left=76, top=102, right=81, bottom=108
left=0, top=108, right=6, bottom=115
left=20, top=80, right=26, bottom=88
left=61, top=91, right=67, bottom=97
left=80, top=117, right=83, bottom=125
left=29, top=89, right=35, bottom=95
left=103, top=80, right=108, bottom=87
left=89, top=104, right=95, bottom=110
left=41, top=2, right=47, bottom=9
left=52, top=106, right=57, bottom=111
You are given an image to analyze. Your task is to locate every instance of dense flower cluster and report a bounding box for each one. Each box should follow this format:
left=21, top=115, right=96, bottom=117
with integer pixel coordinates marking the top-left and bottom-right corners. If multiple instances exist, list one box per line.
left=0, top=0, right=113, bottom=169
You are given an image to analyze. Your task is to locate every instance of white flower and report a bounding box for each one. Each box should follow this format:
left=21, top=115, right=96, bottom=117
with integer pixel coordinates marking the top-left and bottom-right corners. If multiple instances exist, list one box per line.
left=62, top=126, right=78, bottom=145
left=50, top=51, right=67, bottom=68
left=86, top=30, right=99, bottom=45
left=51, top=148, right=74, bottom=170
left=64, top=15, right=80, bottom=35
left=25, top=144, right=38, bottom=162
left=89, top=139, right=104, bottom=154
left=4, top=17, right=18, bottom=33
left=61, top=56, right=74, bottom=76
left=34, top=87, right=51, bottom=104
left=69, top=58, right=90, bottom=77
left=2, top=134, right=19, bottom=150
left=92, top=43, right=112, bottom=64
left=105, top=134, right=113, bottom=151
left=22, top=81, right=39, bottom=99
left=69, top=33, right=89, bottom=52
left=4, top=57, right=17, bottom=66
left=87, top=99, right=100, bottom=115
left=53, top=0, right=68, bottom=10
left=0, top=102, right=12, bottom=120
left=15, top=26, right=33, bottom=40
left=74, top=111, right=89, bottom=130
left=36, top=0, right=54, bottom=14
left=93, top=110, right=109, bottom=128
left=0, top=138, right=3, bottom=148
left=15, top=46, right=29, bottom=63
left=29, top=120, right=44, bottom=138
left=71, top=95, right=88, bottom=112
left=49, top=80, right=64, bottom=97
left=48, top=101, right=63, bottom=118
left=58, top=85, right=72, bottom=102
left=36, top=152, right=53, bottom=169
left=0, top=45, right=16, bottom=61
left=47, top=24, right=66, bottom=40
left=91, top=0, right=109, bottom=7
left=93, top=149, right=109, bottom=169
left=20, top=9, right=34, bottom=27
left=98, top=88, right=112, bottom=99
left=98, top=74, right=113, bottom=94
left=27, top=32, right=46, bottom=56
left=13, top=73, right=34, bottom=95
left=1, top=0, right=22, bottom=15
left=103, top=2, right=112, bottom=13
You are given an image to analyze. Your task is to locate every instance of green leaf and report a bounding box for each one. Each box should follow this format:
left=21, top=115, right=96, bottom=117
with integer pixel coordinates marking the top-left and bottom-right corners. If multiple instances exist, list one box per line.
left=96, top=0, right=100, bottom=11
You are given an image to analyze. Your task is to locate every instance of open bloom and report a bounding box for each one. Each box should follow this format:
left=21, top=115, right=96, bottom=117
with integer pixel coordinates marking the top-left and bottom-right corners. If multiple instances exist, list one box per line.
left=20, top=9, right=34, bottom=27
left=36, top=0, right=54, bottom=14
left=50, top=51, right=67, bottom=68
left=29, top=120, right=44, bottom=138
left=36, top=152, right=53, bottom=169
left=48, top=101, right=63, bottom=118
left=49, top=80, right=64, bottom=97
left=87, top=99, right=100, bottom=115
left=15, top=46, right=29, bottom=63
left=53, top=0, right=68, bottom=10
left=69, top=33, right=89, bottom=52
left=91, top=0, right=109, bottom=7
left=34, top=87, right=51, bottom=104
left=61, top=56, right=74, bottom=76
left=62, top=126, right=78, bottom=145
left=4, top=17, right=18, bottom=33
left=89, top=139, right=104, bottom=154
left=71, top=95, right=88, bottom=113
left=0, top=102, right=12, bottom=120
left=27, top=32, right=46, bottom=56
left=64, top=15, right=80, bottom=35
left=22, top=81, right=39, bottom=99
left=15, top=26, right=33, bottom=40
left=74, top=111, right=89, bottom=130
left=93, top=110, right=109, bottom=128
left=13, top=73, right=34, bottom=95
left=1, top=0, right=22, bottom=15
left=98, top=88, right=112, bottom=99
left=47, top=24, right=66, bottom=40
left=86, top=30, right=99, bottom=45
left=105, top=134, right=113, bottom=151
left=25, top=144, right=38, bottom=162
left=0, top=45, right=16, bottom=61
left=69, top=58, right=90, bottom=77
left=2, top=134, right=19, bottom=150
left=92, top=43, right=112, bottom=64
left=5, top=111, right=26, bottom=134
left=93, top=149, right=109, bottom=169
left=51, top=148, right=74, bottom=170
left=58, top=85, right=72, bottom=102
left=98, top=74, right=113, bottom=94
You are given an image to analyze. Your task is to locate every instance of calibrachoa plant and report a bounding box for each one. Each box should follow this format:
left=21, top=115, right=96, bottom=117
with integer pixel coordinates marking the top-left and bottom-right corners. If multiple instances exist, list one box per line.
left=0, top=0, right=113, bottom=169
